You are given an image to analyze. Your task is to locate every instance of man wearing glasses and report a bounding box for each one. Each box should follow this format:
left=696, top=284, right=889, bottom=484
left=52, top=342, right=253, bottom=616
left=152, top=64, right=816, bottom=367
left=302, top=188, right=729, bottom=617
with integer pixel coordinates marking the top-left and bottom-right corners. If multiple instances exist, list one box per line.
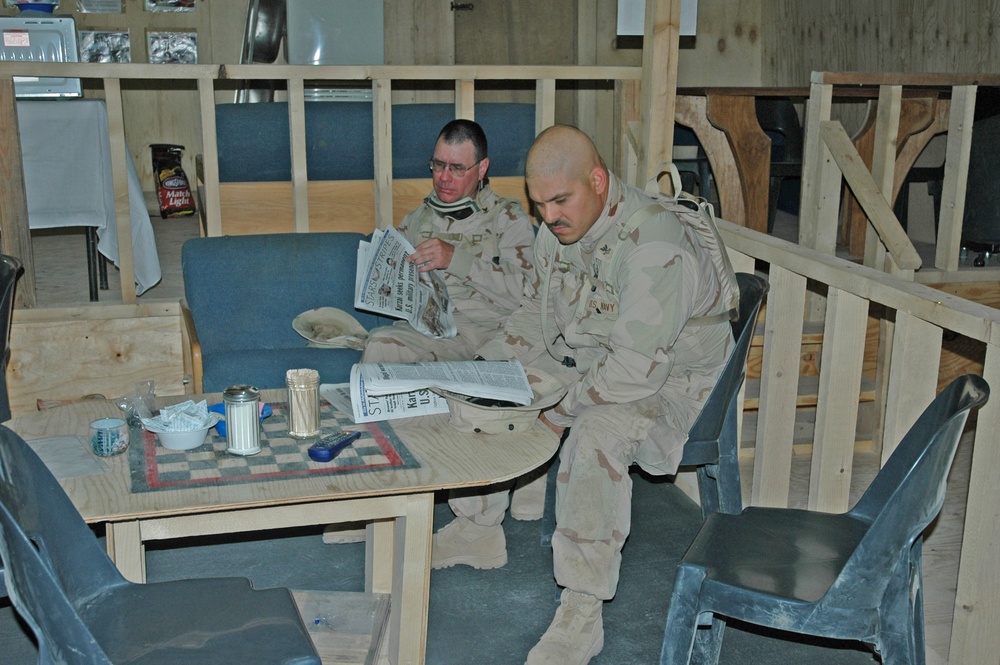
left=324, top=119, right=539, bottom=543
left=361, top=118, right=536, bottom=363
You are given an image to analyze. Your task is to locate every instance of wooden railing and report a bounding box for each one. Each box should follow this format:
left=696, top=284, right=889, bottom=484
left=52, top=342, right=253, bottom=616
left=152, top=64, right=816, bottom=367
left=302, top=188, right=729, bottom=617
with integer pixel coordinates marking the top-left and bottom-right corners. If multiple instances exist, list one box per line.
left=0, top=62, right=643, bottom=307
left=2, top=62, right=998, bottom=663
left=800, top=72, right=1000, bottom=285
left=720, top=219, right=1000, bottom=664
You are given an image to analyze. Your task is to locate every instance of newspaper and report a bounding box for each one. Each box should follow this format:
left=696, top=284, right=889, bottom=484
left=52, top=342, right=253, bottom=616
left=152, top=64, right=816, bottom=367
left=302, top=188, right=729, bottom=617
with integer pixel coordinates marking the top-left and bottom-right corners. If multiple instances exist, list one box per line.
left=355, top=226, right=457, bottom=338
left=328, top=360, right=534, bottom=424
left=321, top=380, right=449, bottom=424
left=360, top=360, right=533, bottom=403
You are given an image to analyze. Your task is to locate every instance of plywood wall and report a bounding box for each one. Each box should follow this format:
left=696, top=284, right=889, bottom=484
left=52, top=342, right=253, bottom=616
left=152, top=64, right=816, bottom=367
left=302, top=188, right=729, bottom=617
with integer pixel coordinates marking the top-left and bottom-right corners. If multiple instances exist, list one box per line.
left=761, top=0, right=1000, bottom=86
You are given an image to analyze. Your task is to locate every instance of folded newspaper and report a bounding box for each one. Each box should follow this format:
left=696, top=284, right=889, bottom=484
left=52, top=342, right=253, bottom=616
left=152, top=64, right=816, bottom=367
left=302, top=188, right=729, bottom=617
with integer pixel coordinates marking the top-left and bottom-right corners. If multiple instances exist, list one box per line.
left=355, top=226, right=457, bottom=338
left=321, top=381, right=450, bottom=424
left=322, top=360, right=534, bottom=423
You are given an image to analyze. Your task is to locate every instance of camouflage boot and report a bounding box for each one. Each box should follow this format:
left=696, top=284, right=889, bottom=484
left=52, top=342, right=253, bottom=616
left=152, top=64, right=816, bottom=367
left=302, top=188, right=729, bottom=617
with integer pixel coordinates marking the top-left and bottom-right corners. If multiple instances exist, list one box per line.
left=431, top=517, right=507, bottom=569
left=525, top=589, right=604, bottom=665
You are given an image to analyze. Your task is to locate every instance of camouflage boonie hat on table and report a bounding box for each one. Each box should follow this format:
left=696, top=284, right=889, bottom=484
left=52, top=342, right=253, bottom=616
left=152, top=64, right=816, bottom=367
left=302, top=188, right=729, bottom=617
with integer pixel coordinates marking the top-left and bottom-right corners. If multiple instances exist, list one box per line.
left=292, top=307, right=369, bottom=350
left=437, top=367, right=567, bottom=434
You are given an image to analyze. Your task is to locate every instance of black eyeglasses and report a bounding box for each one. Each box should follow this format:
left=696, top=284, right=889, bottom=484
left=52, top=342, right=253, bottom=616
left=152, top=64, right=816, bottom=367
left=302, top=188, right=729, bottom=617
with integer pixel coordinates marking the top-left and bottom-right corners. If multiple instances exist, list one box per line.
left=428, top=158, right=482, bottom=176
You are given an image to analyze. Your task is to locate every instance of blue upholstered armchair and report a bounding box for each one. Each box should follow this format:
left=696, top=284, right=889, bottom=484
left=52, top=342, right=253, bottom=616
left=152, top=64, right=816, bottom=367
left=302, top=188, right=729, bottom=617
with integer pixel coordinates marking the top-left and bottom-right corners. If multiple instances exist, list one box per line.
left=180, top=232, right=387, bottom=393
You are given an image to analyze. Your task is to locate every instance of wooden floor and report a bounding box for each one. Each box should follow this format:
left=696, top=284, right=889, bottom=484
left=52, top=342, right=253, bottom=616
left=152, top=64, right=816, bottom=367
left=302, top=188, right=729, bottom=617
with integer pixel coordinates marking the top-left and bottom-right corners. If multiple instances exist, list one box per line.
left=28, top=209, right=972, bottom=664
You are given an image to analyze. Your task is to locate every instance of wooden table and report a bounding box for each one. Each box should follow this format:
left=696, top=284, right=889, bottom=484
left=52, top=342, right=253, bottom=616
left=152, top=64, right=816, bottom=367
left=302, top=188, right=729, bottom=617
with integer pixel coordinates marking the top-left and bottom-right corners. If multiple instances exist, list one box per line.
left=6, top=390, right=559, bottom=665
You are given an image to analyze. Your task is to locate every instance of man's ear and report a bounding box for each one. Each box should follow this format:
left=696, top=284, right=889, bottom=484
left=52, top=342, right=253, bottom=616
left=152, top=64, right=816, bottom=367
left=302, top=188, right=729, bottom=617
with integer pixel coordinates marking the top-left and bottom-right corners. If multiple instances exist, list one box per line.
left=477, top=157, right=491, bottom=182
left=590, top=165, right=608, bottom=196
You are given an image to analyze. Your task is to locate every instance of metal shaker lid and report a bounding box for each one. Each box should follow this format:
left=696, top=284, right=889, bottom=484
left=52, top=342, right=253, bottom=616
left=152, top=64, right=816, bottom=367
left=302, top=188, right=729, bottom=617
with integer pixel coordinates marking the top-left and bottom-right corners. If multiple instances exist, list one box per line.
left=223, top=384, right=260, bottom=402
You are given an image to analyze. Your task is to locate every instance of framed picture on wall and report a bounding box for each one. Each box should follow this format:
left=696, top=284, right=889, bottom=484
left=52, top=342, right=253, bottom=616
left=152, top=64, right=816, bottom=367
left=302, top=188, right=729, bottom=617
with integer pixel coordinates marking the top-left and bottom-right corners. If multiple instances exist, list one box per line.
left=77, top=0, right=124, bottom=13
left=147, top=30, right=196, bottom=64
left=145, top=0, right=194, bottom=12
left=79, top=30, right=130, bottom=62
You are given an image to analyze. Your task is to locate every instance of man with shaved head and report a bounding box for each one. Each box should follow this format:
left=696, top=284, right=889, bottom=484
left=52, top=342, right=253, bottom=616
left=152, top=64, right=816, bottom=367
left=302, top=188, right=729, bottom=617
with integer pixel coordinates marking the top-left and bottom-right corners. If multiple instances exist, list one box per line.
left=432, top=125, right=736, bottom=664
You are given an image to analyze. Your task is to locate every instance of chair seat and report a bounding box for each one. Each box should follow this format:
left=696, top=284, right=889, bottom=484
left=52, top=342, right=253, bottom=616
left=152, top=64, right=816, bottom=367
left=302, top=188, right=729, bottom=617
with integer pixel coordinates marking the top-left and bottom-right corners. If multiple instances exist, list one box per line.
left=660, top=374, right=989, bottom=665
left=685, top=508, right=870, bottom=605
left=81, top=577, right=320, bottom=665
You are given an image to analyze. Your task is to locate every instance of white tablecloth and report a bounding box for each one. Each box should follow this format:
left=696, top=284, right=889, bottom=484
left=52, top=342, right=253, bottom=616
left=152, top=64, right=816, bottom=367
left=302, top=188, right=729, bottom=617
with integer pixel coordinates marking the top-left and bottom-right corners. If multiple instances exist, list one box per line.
left=17, top=99, right=162, bottom=295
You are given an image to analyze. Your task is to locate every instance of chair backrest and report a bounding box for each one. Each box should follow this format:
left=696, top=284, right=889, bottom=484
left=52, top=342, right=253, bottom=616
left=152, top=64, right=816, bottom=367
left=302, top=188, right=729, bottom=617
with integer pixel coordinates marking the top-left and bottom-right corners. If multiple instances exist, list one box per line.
left=825, top=374, right=989, bottom=608
left=0, top=425, right=125, bottom=662
left=0, top=255, right=22, bottom=422
left=684, top=272, right=769, bottom=448
left=755, top=98, right=804, bottom=162
left=182, top=232, right=386, bottom=352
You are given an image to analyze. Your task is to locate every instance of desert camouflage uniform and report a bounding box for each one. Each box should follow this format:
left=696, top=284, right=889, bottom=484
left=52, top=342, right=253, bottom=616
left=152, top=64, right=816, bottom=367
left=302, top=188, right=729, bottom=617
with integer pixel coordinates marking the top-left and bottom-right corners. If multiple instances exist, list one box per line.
left=464, top=172, right=734, bottom=600
left=362, top=183, right=535, bottom=362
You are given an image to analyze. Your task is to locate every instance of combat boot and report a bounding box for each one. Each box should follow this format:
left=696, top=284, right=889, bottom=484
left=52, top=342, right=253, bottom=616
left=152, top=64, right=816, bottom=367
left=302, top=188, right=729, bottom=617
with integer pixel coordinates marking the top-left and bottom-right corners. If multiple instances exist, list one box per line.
left=525, top=589, right=604, bottom=664
left=431, top=517, right=507, bottom=569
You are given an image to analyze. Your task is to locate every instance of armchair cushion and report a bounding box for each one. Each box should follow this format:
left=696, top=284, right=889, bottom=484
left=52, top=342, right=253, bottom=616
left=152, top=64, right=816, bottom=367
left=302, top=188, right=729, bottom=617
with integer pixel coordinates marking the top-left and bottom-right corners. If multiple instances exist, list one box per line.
left=182, top=232, right=388, bottom=392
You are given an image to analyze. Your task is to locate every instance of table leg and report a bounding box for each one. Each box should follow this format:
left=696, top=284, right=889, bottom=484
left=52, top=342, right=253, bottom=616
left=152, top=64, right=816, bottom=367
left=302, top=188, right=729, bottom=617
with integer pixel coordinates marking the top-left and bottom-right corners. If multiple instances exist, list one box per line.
left=105, top=520, right=145, bottom=583
left=366, top=518, right=395, bottom=594
left=99, top=253, right=108, bottom=290
left=384, top=492, right=433, bottom=665
left=85, top=227, right=99, bottom=302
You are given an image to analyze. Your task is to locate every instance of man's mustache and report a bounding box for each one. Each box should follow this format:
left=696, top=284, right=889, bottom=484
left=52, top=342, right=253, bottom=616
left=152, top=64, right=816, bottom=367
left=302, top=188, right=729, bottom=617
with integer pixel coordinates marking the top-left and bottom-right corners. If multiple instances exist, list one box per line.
left=546, top=220, right=569, bottom=229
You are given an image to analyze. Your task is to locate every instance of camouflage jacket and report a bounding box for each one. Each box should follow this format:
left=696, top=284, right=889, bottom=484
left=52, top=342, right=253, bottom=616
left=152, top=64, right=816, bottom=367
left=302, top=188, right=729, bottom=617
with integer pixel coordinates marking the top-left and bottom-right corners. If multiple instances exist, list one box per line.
left=398, top=183, right=536, bottom=333
left=478, top=173, right=734, bottom=472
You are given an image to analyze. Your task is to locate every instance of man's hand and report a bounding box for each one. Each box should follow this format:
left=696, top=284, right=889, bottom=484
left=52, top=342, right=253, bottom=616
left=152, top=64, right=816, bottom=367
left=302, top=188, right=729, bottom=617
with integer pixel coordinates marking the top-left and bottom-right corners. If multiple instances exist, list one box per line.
left=539, top=411, right=565, bottom=437
left=408, top=238, right=455, bottom=272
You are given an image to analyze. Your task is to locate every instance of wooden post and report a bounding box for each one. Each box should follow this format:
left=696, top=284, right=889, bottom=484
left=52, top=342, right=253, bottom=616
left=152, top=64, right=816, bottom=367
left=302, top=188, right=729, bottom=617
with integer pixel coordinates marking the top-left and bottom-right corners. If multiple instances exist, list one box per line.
left=950, top=340, right=1000, bottom=664
left=638, top=0, right=681, bottom=189
left=197, top=76, right=222, bottom=238
left=535, top=79, right=556, bottom=136
left=935, top=85, right=976, bottom=272
left=0, top=77, right=35, bottom=308
left=104, top=79, right=137, bottom=304
left=373, top=79, right=394, bottom=231
left=287, top=78, right=310, bottom=234
left=455, top=79, right=475, bottom=120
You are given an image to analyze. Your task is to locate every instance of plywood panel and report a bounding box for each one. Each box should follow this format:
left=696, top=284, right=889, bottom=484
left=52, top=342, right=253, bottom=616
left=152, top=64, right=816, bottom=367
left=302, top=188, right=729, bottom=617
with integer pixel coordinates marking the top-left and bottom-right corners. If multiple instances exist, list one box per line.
left=676, top=0, right=763, bottom=87
left=7, top=308, right=186, bottom=417
left=762, top=0, right=1000, bottom=86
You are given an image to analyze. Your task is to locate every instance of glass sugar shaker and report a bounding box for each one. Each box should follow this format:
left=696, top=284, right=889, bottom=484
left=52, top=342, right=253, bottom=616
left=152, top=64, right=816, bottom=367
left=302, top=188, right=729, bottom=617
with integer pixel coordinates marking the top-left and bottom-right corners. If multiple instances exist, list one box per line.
left=223, top=384, right=261, bottom=455
left=286, top=368, right=321, bottom=439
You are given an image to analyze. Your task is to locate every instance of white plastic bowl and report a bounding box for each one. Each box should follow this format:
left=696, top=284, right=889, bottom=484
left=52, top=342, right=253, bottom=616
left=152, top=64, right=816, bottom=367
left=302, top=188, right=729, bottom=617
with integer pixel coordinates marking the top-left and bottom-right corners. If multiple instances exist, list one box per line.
left=146, top=417, right=217, bottom=451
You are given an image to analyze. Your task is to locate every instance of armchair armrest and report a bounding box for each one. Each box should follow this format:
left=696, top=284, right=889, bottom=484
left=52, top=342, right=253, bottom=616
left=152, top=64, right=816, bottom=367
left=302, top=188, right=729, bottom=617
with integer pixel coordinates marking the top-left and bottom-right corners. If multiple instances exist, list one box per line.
left=180, top=299, right=203, bottom=395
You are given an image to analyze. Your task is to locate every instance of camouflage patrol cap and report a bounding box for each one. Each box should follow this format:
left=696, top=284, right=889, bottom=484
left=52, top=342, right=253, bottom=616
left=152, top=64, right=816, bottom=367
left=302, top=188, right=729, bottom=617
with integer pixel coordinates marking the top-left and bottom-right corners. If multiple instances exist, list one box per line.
left=438, top=368, right=567, bottom=435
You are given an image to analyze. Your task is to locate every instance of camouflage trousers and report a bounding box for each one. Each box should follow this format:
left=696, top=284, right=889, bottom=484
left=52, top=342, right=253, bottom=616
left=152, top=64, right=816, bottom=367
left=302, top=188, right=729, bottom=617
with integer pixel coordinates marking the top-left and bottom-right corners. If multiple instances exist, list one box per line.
left=451, top=399, right=662, bottom=601
left=360, top=311, right=498, bottom=363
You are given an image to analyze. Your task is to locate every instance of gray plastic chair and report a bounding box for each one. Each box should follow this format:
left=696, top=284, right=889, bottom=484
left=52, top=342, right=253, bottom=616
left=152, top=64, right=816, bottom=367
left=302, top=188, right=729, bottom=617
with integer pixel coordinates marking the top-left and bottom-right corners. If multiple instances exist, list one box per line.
left=540, top=272, right=769, bottom=546
left=660, top=373, right=989, bottom=665
left=0, top=425, right=321, bottom=664
left=0, top=255, right=22, bottom=424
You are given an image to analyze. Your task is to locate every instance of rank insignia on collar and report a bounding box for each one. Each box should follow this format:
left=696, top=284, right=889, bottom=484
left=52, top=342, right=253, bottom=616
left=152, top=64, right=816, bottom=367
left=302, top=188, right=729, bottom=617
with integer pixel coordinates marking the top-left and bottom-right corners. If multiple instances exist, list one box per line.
left=599, top=243, right=611, bottom=257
